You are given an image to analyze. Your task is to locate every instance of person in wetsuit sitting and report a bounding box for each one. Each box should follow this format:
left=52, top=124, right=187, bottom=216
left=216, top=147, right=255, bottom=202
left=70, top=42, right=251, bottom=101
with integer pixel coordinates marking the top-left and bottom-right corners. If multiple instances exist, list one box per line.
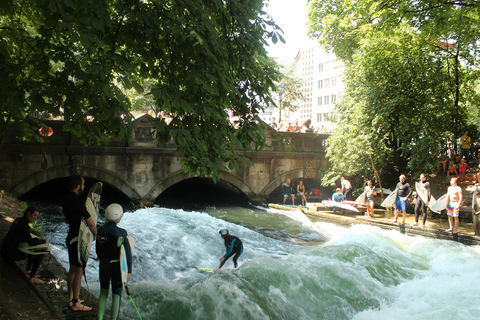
left=214, top=229, right=243, bottom=271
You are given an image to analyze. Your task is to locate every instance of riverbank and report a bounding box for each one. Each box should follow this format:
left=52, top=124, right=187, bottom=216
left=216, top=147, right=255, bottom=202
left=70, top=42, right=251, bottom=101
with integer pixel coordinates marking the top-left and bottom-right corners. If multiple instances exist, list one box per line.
left=0, top=193, right=99, bottom=320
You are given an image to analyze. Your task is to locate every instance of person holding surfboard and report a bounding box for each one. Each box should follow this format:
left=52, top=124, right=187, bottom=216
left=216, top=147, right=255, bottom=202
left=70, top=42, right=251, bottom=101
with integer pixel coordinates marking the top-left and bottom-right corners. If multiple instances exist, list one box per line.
left=1, top=206, right=49, bottom=284
left=62, top=176, right=97, bottom=312
left=96, top=203, right=132, bottom=320
left=332, top=188, right=345, bottom=215
left=446, top=177, right=463, bottom=234
left=214, top=229, right=243, bottom=271
left=392, top=174, right=411, bottom=225
left=413, top=174, right=431, bottom=228
left=364, top=180, right=377, bottom=218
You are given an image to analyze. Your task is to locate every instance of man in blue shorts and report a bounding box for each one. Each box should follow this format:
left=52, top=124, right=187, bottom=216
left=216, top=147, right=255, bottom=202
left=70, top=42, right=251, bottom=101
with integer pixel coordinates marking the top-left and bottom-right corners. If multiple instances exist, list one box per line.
left=392, top=174, right=411, bottom=225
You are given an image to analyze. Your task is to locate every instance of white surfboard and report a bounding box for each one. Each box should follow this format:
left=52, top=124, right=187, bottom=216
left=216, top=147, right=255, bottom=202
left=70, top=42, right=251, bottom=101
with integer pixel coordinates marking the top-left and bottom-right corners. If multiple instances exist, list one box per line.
left=18, top=234, right=51, bottom=255
left=355, top=192, right=366, bottom=204
left=322, top=200, right=359, bottom=213
left=381, top=188, right=398, bottom=207
left=120, top=235, right=135, bottom=289
left=78, top=182, right=102, bottom=267
left=473, top=186, right=479, bottom=212
left=415, top=182, right=436, bottom=208
left=430, top=194, right=449, bottom=213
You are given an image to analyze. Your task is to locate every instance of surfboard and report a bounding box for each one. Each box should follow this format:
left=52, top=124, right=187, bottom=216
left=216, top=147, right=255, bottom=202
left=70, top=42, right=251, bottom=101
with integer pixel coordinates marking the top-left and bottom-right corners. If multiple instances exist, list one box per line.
left=430, top=194, right=449, bottom=213
left=472, top=187, right=480, bottom=235
left=355, top=192, right=366, bottom=204
left=380, top=188, right=398, bottom=207
left=322, top=200, right=359, bottom=213
left=120, top=235, right=135, bottom=289
left=196, top=266, right=214, bottom=273
left=18, top=234, right=51, bottom=255
left=415, top=182, right=436, bottom=208
left=78, top=182, right=103, bottom=267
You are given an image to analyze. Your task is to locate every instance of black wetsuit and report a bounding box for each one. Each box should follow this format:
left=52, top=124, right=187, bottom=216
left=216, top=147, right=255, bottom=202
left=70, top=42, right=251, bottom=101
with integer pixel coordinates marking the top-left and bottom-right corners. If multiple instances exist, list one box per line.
left=62, top=191, right=91, bottom=267
left=1, top=216, right=46, bottom=275
left=219, top=235, right=243, bottom=269
left=415, top=181, right=431, bottom=225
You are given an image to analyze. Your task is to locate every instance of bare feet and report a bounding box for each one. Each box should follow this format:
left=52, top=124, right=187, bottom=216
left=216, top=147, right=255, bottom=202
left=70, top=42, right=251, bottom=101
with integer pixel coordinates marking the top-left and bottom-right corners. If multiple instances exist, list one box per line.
left=390, top=220, right=397, bottom=224
left=400, top=221, right=405, bottom=225
left=30, top=276, right=45, bottom=284
left=412, top=222, right=419, bottom=227
left=446, top=227, right=453, bottom=233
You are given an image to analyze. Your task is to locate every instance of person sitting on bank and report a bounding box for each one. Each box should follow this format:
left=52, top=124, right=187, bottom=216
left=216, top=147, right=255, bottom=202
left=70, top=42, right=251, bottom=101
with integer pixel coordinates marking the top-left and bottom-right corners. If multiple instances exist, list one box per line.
left=0, top=206, right=49, bottom=284
left=332, top=188, right=345, bottom=215
left=282, top=179, right=296, bottom=205
left=297, top=181, right=307, bottom=206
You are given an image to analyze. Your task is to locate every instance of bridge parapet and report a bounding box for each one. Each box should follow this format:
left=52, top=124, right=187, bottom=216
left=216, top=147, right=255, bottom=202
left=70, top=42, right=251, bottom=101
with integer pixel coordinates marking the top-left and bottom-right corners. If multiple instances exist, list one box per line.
left=0, top=117, right=329, bottom=204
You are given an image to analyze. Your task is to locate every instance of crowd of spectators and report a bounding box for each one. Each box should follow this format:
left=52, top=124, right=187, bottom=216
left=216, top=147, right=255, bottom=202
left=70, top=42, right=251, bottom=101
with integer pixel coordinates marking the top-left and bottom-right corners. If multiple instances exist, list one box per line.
left=268, top=117, right=331, bottom=134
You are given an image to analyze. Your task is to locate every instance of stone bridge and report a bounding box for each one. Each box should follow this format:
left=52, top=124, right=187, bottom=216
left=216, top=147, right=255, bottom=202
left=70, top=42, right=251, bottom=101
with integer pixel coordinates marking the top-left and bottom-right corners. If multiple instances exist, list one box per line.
left=0, top=115, right=330, bottom=205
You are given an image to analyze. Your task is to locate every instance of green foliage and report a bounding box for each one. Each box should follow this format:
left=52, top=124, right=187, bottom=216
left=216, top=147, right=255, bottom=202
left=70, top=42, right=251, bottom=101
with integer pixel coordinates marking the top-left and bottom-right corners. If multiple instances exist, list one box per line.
left=308, top=0, right=480, bottom=185
left=0, top=0, right=283, bottom=179
left=271, top=64, right=306, bottom=123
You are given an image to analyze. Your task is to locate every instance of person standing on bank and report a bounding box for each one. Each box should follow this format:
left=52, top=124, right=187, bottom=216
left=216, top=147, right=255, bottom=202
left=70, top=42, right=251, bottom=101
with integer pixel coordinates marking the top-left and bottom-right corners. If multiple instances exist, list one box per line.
left=446, top=177, right=462, bottom=234
left=214, top=229, right=243, bottom=272
left=96, top=203, right=132, bottom=320
left=62, top=176, right=97, bottom=312
left=460, top=131, right=471, bottom=162
left=391, top=174, right=411, bottom=225
left=1, top=206, right=49, bottom=284
left=341, top=176, right=353, bottom=201
left=364, top=180, right=377, bottom=218
left=413, top=174, right=432, bottom=228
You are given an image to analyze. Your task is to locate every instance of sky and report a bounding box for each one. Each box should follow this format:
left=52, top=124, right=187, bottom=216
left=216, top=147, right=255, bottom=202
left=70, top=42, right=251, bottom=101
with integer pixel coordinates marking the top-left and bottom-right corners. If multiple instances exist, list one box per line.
left=263, top=0, right=317, bottom=64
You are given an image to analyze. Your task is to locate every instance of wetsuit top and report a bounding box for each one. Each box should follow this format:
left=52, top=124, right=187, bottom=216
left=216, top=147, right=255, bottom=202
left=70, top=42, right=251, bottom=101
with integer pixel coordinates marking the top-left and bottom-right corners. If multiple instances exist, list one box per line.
left=223, top=235, right=243, bottom=259
left=282, top=183, right=294, bottom=195
left=62, top=191, right=90, bottom=241
left=396, top=182, right=412, bottom=198
left=419, top=181, right=432, bottom=201
left=1, top=216, right=45, bottom=263
left=332, top=193, right=344, bottom=202
left=96, top=222, right=132, bottom=273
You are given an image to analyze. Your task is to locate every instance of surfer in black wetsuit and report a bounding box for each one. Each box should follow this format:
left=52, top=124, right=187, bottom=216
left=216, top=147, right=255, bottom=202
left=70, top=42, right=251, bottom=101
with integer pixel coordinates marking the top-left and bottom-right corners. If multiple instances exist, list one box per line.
left=1, top=206, right=49, bottom=284
left=96, top=203, right=132, bottom=320
left=214, top=229, right=243, bottom=271
left=62, top=176, right=96, bottom=312
left=413, top=173, right=431, bottom=228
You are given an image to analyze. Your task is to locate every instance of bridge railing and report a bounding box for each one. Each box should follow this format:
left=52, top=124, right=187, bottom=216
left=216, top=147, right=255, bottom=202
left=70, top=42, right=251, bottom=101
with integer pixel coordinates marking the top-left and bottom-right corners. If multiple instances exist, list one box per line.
left=3, top=119, right=329, bottom=153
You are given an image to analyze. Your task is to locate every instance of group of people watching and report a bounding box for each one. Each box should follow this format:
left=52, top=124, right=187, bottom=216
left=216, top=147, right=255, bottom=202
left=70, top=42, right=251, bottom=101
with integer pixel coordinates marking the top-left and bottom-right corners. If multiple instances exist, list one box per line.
left=268, top=117, right=331, bottom=134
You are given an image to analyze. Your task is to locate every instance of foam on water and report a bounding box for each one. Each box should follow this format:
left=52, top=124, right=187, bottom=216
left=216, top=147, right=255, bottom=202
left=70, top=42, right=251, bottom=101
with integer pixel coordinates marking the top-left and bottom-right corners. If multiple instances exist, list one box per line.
left=40, top=206, right=480, bottom=320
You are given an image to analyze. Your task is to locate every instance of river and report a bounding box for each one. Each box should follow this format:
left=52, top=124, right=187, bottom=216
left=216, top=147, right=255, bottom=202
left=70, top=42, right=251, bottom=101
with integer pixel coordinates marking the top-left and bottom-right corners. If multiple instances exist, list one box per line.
left=40, top=205, right=480, bottom=320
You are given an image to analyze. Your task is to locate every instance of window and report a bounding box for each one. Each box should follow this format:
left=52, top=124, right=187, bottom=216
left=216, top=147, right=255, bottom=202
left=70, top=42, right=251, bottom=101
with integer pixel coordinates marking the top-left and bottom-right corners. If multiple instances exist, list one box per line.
left=324, top=79, right=329, bottom=88
left=317, top=113, right=322, bottom=122
left=331, top=95, right=336, bottom=103
left=318, top=80, right=323, bottom=89
left=318, top=63, right=323, bottom=72
left=331, top=77, right=337, bottom=87
left=324, top=96, right=329, bottom=105
left=317, top=97, right=322, bottom=106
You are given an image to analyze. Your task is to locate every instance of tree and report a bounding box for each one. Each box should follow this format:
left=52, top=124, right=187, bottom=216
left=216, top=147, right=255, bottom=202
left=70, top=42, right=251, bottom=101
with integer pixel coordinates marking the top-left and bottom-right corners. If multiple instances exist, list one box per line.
left=0, top=0, right=284, bottom=180
left=307, top=0, right=480, bottom=184
left=271, top=64, right=305, bottom=123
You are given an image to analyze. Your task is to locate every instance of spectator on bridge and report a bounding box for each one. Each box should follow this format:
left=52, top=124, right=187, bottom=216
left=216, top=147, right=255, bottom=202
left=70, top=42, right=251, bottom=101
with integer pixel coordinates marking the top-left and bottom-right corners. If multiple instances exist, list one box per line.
left=269, top=117, right=277, bottom=130
left=282, top=179, right=296, bottom=205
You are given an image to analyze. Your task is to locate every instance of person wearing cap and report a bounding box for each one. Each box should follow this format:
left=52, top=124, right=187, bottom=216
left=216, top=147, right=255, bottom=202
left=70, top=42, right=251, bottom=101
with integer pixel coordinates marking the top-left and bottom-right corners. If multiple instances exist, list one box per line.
left=96, top=203, right=132, bottom=320
left=214, top=229, right=243, bottom=272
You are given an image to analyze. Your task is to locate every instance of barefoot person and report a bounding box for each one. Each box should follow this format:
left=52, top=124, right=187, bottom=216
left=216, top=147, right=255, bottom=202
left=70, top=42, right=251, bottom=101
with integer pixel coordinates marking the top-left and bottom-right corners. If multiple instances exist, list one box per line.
left=1, top=206, right=49, bottom=284
left=214, top=229, right=243, bottom=271
left=282, top=179, right=296, bottom=205
left=340, top=177, right=353, bottom=201
left=96, top=204, right=133, bottom=320
left=62, top=176, right=96, bottom=312
left=364, top=180, right=377, bottom=218
left=392, top=174, right=411, bottom=225
left=297, top=181, right=307, bottom=206
left=446, top=177, right=462, bottom=234
left=413, top=173, right=431, bottom=228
